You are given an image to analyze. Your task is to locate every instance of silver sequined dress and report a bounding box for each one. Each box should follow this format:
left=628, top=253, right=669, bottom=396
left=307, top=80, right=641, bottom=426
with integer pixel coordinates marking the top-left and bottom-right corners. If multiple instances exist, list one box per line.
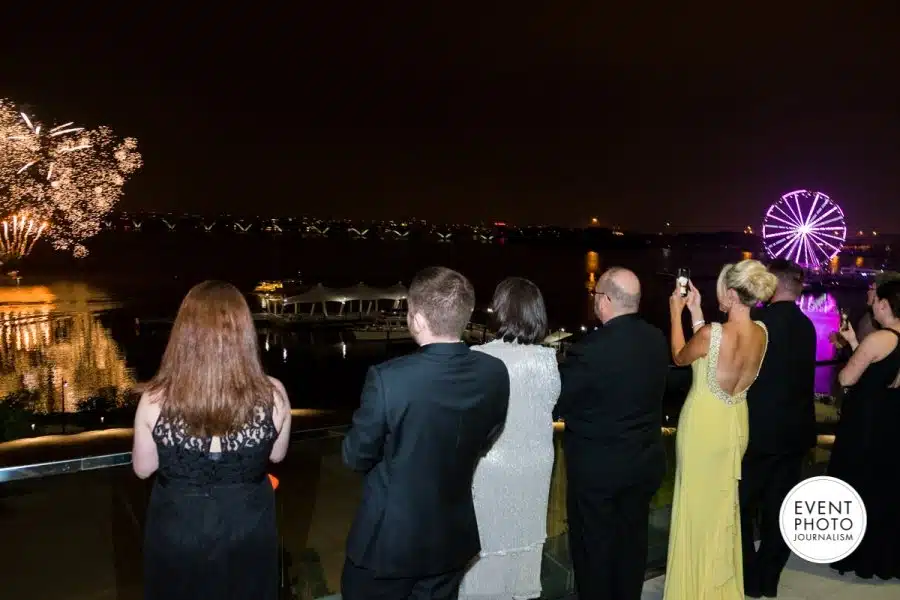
left=460, top=340, right=561, bottom=600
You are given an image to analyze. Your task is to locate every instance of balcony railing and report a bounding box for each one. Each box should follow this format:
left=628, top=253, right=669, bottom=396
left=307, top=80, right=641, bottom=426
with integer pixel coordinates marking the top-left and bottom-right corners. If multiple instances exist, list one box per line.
left=0, top=358, right=849, bottom=599
left=3, top=421, right=842, bottom=600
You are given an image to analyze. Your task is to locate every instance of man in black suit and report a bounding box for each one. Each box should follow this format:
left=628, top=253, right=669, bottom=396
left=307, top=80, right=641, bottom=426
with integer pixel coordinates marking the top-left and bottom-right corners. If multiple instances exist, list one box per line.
left=341, top=266, right=510, bottom=600
left=554, top=267, right=669, bottom=600
left=741, top=259, right=817, bottom=598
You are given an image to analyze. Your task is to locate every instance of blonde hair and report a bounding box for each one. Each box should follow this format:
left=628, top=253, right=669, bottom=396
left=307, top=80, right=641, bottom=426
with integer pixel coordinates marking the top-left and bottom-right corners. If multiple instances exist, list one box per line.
left=717, top=259, right=778, bottom=307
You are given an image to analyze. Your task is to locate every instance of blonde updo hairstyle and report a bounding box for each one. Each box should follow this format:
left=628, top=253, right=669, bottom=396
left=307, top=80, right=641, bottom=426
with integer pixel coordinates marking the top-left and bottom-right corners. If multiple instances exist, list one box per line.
left=716, top=259, right=778, bottom=308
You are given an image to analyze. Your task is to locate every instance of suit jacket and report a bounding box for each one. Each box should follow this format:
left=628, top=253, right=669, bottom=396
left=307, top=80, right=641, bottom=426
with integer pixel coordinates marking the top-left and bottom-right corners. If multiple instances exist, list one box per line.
left=747, top=301, right=817, bottom=455
left=554, top=313, right=669, bottom=491
left=342, top=342, right=510, bottom=578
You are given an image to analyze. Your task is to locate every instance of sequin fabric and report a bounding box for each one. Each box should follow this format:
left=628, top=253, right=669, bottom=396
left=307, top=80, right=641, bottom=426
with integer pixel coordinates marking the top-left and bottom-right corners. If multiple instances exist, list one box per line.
left=706, top=322, right=769, bottom=405
left=459, top=340, right=561, bottom=600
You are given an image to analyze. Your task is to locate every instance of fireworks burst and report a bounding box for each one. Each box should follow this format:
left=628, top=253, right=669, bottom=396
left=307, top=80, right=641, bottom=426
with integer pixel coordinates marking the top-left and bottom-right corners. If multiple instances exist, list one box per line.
left=0, top=99, right=142, bottom=256
left=0, top=213, right=49, bottom=262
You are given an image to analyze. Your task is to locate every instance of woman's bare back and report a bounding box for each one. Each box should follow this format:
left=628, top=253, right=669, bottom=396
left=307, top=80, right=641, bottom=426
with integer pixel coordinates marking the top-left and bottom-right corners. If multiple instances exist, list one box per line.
left=714, top=321, right=768, bottom=397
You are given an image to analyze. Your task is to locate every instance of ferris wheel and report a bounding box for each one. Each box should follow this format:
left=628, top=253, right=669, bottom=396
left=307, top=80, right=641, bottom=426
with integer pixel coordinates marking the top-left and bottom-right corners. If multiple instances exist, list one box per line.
left=762, top=190, right=847, bottom=270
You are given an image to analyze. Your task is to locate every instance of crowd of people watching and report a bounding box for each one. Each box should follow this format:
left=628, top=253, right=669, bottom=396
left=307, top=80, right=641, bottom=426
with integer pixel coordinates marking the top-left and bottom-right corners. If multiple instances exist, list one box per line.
left=131, top=263, right=900, bottom=599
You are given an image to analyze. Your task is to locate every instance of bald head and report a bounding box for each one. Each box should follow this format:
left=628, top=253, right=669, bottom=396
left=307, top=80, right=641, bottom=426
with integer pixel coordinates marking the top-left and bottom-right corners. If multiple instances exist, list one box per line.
left=597, top=267, right=641, bottom=315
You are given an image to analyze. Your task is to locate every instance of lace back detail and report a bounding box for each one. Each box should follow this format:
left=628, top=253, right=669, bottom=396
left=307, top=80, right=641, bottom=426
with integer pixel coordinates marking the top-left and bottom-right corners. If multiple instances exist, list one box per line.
left=152, top=404, right=278, bottom=486
left=153, top=405, right=276, bottom=452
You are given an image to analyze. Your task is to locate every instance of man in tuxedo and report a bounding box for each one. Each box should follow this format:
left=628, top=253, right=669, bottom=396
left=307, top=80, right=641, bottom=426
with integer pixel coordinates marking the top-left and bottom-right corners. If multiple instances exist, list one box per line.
left=554, top=267, right=669, bottom=600
left=741, top=259, right=817, bottom=598
left=341, top=266, right=510, bottom=600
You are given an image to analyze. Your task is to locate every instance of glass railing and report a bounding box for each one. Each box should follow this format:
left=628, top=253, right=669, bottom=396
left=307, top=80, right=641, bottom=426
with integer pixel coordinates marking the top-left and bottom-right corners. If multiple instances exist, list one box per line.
left=0, top=426, right=833, bottom=600
left=0, top=359, right=843, bottom=600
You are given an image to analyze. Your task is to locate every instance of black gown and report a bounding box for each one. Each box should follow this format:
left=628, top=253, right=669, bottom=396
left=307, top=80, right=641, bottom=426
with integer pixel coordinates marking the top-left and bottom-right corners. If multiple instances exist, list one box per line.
left=828, top=328, right=900, bottom=580
left=144, top=405, right=278, bottom=600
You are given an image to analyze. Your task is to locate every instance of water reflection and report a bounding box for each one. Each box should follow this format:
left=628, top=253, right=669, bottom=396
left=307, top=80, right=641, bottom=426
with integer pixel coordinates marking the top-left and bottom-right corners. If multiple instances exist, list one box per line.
left=585, top=251, right=599, bottom=291
left=0, top=283, right=134, bottom=412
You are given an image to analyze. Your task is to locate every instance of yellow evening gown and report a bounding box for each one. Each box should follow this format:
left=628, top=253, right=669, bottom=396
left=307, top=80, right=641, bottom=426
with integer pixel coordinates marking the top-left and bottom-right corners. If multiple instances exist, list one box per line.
left=663, top=321, right=768, bottom=600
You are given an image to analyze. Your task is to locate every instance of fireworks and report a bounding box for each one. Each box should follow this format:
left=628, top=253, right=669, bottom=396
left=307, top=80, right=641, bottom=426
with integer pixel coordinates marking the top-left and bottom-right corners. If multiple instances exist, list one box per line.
left=0, top=213, right=48, bottom=261
left=0, top=99, right=142, bottom=256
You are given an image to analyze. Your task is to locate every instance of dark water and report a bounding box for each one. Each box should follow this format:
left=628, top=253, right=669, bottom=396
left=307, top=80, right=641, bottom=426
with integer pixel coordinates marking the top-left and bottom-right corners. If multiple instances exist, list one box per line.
left=2, top=235, right=861, bottom=415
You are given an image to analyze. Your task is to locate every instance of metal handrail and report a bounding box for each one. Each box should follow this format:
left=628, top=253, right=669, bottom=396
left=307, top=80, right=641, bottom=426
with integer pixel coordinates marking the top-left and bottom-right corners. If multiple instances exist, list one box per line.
left=0, top=425, right=349, bottom=484
left=0, top=452, right=132, bottom=483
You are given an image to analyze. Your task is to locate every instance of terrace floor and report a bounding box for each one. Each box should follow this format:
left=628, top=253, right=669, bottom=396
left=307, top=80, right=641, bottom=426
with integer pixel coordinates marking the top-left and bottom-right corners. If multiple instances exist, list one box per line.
left=640, top=550, right=900, bottom=600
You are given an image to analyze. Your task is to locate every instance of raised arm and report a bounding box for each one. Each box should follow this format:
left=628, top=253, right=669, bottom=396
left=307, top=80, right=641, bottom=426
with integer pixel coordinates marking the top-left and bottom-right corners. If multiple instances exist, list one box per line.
left=838, top=330, right=895, bottom=387
left=342, top=367, right=388, bottom=472
left=672, top=323, right=711, bottom=366
left=670, top=280, right=709, bottom=366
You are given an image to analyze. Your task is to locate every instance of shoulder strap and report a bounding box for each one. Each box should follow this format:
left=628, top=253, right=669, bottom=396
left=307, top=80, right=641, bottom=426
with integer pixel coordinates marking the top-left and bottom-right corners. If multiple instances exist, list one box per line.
left=707, top=322, right=722, bottom=368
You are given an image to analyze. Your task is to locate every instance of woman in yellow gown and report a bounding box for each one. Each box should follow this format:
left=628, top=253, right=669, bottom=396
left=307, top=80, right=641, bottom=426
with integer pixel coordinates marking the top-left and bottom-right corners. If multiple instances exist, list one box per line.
left=664, top=260, right=777, bottom=600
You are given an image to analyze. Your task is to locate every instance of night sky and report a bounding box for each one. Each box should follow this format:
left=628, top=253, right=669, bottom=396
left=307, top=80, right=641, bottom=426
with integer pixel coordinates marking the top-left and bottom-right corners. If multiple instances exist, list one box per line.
left=3, top=3, right=900, bottom=231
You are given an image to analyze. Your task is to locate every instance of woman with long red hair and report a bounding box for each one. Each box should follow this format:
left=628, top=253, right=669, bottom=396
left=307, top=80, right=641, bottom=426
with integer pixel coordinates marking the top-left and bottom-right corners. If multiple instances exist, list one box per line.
left=132, top=281, right=291, bottom=600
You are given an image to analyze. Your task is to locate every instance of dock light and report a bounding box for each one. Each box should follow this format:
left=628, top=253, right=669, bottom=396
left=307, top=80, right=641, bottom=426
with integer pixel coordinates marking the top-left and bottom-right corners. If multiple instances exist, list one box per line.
left=282, top=348, right=287, bottom=361
left=31, top=423, right=35, bottom=431
left=560, top=327, right=565, bottom=332
left=580, top=325, right=587, bottom=332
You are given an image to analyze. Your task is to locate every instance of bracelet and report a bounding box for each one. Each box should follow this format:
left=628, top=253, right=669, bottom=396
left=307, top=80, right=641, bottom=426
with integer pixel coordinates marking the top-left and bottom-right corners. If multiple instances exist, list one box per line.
left=692, top=320, right=705, bottom=331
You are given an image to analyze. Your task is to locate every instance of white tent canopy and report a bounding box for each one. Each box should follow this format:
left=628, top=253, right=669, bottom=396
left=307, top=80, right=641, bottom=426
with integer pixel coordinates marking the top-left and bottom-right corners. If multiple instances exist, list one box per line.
left=283, top=282, right=408, bottom=307
left=283, top=283, right=341, bottom=305
left=381, top=281, right=408, bottom=301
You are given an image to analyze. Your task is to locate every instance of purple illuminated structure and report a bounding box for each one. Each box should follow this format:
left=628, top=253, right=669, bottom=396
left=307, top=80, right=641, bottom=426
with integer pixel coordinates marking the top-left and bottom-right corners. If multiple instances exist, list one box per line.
left=763, top=190, right=847, bottom=270
left=796, top=292, right=841, bottom=394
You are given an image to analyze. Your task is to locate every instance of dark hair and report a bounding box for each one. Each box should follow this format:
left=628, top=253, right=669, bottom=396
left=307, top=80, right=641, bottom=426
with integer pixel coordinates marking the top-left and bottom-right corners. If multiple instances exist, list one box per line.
left=875, top=280, right=900, bottom=318
left=875, top=271, right=900, bottom=287
left=490, top=277, right=548, bottom=344
left=408, top=266, right=475, bottom=337
left=767, top=259, right=804, bottom=296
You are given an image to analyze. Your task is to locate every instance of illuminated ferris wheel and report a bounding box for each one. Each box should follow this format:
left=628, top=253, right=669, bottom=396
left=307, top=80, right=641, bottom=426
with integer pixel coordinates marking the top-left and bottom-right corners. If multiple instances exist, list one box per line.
left=762, top=190, right=847, bottom=270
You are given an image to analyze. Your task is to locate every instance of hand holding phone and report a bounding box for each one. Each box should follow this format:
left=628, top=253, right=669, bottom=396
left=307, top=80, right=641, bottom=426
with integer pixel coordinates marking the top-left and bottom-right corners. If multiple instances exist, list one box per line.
left=676, top=268, right=691, bottom=298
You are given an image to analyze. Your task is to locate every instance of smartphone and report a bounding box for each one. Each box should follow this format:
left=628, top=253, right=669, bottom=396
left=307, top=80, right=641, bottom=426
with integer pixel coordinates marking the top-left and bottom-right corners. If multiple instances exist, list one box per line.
left=676, top=268, right=690, bottom=297
left=840, top=309, right=849, bottom=331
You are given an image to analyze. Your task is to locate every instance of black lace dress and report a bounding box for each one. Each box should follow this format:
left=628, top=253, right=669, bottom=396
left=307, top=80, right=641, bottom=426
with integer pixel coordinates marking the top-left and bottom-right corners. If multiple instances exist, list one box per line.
left=828, top=329, right=900, bottom=580
left=144, top=406, right=278, bottom=600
